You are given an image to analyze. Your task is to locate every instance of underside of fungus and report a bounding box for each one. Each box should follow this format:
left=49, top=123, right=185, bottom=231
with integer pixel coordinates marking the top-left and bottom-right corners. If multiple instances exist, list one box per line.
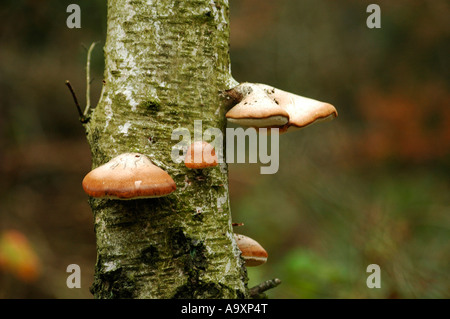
left=225, top=82, right=337, bottom=133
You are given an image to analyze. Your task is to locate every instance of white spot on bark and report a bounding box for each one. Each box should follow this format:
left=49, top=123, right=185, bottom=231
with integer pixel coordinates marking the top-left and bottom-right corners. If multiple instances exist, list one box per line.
left=104, top=261, right=118, bottom=272
left=216, top=190, right=228, bottom=214
left=121, top=86, right=139, bottom=111
left=225, top=260, right=231, bottom=273
left=104, top=96, right=113, bottom=130
left=205, top=244, right=214, bottom=255
left=118, top=121, right=132, bottom=135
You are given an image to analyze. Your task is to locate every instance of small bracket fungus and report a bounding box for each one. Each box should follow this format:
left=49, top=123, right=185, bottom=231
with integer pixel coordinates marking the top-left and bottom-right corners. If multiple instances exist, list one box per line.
left=184, top=141, right=218, bottom=169
left=225, top=83, right=290, bottom=128
left=226, top=83, right=337, bottom=133
left=82, top=153, right=176, bottom=199
left=234, top=233, right=268, bottom=267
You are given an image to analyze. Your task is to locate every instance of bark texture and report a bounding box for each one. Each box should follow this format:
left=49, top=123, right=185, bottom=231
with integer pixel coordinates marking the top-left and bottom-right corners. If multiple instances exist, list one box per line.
left=84, top=0, right=247, bottom=299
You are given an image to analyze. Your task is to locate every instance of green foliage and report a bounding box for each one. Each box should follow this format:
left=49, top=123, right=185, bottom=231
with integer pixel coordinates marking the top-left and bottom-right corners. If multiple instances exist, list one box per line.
left=276, top=249, right=349, bottom=299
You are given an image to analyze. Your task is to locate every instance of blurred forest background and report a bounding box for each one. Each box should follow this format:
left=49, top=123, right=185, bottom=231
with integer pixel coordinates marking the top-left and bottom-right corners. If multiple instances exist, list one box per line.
left=0, top=0, right=449, bottom=298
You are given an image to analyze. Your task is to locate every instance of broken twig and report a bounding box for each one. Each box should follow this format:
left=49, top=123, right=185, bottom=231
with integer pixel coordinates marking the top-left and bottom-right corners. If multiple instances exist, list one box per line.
left=249, top=278, right=281, bottom=299
left=65, top=80, right=88, bottom=123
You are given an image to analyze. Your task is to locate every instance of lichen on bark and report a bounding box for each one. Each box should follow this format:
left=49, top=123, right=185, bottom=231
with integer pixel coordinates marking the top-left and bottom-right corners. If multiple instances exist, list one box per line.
left=84, top=0, right=248, bottom=299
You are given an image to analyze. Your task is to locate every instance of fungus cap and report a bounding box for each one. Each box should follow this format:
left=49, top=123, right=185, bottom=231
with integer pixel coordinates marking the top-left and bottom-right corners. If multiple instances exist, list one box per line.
left=259, top=83, right=338, bottom=133
left=82, top=153, right=176, bottom=199
left=234, top=233, right=268, bottom=267
left=226, top=83, right=290, bottom=128
left=184, top=141, right=218, bottom=169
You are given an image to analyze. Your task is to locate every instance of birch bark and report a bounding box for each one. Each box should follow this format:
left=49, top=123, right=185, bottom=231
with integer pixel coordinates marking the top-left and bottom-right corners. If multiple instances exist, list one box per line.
left=84, top=0, right=247, bottom=299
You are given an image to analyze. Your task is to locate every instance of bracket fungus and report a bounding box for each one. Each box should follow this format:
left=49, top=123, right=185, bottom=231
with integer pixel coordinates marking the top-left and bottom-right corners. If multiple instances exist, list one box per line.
left=82, top=153, right=176, bottom=199
left=184, top=141, right=218, bottom=169
left=234, top=233, right=268, bottom=267
left=226, top=82, right=337, bottom=133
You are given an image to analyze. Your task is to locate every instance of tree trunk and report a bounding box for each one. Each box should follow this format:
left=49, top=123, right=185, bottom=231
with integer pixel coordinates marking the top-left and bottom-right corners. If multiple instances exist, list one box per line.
left=84, top=0, right=248, bottom=298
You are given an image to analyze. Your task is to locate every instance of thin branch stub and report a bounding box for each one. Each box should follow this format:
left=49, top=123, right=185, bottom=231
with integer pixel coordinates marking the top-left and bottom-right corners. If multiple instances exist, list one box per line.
left=65, top=80, right=89, bottom=124
left=249, top=278, right=282, bottom=298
